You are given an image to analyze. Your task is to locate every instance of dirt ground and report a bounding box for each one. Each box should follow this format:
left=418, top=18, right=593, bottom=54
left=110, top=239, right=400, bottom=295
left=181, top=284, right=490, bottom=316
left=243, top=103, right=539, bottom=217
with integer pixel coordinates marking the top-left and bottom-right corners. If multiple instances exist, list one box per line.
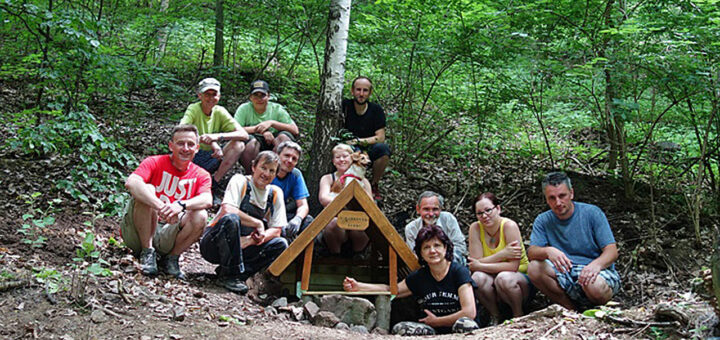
left=0, top=192, right=718, bottom=339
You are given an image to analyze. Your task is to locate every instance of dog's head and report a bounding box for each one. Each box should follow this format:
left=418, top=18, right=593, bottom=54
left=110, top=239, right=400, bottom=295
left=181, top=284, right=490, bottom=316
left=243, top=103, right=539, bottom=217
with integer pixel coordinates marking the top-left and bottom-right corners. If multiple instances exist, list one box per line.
left=351, top=151, right=371, bottom=167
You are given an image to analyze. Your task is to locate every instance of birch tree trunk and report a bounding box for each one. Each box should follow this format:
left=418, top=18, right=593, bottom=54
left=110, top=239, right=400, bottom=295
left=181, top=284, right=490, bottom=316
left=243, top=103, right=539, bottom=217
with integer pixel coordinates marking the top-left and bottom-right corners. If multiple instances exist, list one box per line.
left=155, top=0, right=170, bottom=66
left=307, top=0, right=351, bottom=213
left=213, top=0, right=224, bottom=67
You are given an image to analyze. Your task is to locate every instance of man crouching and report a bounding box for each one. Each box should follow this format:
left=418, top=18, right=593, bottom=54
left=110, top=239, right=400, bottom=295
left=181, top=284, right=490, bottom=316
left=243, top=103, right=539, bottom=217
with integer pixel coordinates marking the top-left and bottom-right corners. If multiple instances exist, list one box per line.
left=121, top=124, right=212, bottom=279
left=200, top=151, right=288, bottom=294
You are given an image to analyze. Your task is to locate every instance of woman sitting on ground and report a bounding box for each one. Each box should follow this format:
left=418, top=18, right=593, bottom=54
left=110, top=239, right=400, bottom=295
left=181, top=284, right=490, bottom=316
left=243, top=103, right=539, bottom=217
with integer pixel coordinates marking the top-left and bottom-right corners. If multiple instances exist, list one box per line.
left=343, top=225, right=479, bottom=336
left=317, top=143, right=372, bottom=256
left=468, top=192, right=532, bottom=324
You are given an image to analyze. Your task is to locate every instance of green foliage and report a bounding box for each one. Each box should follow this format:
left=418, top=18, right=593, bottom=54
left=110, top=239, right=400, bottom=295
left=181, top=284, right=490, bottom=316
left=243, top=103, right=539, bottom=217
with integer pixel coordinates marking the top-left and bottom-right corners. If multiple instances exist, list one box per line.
left=3, top=0, right=720, bottom=218
left=649, top=326, right=668, bottom=340
left=7, top=108, right=136, bottom=214
left=72, top=230, right=112, bottom=277
left=33, top=266, right=65, bottom=294
left=17, top=192, right=61, bottom=248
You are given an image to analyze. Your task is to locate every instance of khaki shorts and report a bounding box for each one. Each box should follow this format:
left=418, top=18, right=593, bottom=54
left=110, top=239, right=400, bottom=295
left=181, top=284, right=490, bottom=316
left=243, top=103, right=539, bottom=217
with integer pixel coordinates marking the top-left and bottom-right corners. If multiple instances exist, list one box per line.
left=120, top=197, right=181, bottom=256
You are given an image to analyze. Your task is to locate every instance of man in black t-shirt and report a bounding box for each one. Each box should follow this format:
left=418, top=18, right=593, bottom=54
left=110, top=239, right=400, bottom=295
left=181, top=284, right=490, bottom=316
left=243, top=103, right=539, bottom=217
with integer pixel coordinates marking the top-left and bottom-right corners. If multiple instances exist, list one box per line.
left=341, top=76, right=391, bottom=200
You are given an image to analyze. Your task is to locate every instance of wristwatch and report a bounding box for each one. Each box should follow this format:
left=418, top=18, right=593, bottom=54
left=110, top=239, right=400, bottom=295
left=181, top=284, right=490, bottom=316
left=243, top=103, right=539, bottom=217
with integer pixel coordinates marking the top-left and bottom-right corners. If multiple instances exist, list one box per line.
left=177, top=200, right=187, bottom=211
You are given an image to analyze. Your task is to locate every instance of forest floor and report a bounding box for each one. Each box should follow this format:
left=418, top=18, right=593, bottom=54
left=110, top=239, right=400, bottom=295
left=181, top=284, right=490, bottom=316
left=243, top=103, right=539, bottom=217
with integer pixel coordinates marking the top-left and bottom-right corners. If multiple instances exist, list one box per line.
left=1, top=95, right=719, bottom=339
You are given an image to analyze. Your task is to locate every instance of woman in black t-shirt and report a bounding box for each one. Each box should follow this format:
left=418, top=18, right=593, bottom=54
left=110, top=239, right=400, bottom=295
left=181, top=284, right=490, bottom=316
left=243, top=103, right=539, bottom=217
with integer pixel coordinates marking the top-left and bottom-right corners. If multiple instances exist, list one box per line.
left=343, top=225, right=479, bottom=335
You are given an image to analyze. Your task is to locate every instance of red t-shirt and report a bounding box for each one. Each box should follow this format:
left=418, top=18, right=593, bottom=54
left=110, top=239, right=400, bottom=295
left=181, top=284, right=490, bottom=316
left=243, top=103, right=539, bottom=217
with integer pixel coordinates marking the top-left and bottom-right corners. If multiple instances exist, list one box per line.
left=132, top=155, right=211, bottom=204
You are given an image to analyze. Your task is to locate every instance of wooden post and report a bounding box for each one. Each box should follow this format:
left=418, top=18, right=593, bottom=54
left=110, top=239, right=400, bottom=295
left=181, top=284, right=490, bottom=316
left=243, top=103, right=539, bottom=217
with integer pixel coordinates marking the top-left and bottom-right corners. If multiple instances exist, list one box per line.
left=300, top=242, right=315, bottom=291
left=389, top=246, right=398, bottom=295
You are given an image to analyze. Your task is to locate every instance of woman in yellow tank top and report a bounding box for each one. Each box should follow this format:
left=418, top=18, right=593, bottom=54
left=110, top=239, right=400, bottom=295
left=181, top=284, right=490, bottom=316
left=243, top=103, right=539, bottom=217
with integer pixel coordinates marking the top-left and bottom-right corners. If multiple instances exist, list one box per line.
left=468, top=192, right=533, bottom=325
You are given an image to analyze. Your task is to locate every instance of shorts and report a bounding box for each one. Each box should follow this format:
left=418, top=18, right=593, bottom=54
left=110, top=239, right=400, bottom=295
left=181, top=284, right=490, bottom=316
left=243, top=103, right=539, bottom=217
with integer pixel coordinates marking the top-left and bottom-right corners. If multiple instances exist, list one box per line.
left=546, top=260, right=621, bottom=308
left=520, top=272, right=539, bottom=299
left=120, top=197, right=181, bottom=256
left=351, top=143, right=391, bottom=162
left=247, top=131, right=295, bottom=151
left=193, top=149, right=220, bottom=174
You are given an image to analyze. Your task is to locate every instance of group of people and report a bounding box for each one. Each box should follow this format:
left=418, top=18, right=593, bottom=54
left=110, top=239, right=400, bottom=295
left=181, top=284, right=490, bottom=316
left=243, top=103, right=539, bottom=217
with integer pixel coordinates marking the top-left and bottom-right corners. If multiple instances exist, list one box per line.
left=344, top=172, right=621, bottom=335
left=121, top=76, right=389, bottom=287
left=119, top=76, right=621, bottom=336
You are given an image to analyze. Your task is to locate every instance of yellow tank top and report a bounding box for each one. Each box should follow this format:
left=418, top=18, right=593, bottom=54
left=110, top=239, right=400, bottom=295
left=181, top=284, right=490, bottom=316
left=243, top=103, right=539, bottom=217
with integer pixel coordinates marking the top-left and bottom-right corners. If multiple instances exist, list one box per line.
left=479, top=218, right=529, bottom=273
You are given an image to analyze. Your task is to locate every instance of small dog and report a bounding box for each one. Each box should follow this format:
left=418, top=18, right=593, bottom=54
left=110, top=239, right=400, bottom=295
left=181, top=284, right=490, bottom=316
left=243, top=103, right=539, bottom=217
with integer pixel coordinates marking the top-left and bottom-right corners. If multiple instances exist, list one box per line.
left=331, top=151, right=371, bottom=193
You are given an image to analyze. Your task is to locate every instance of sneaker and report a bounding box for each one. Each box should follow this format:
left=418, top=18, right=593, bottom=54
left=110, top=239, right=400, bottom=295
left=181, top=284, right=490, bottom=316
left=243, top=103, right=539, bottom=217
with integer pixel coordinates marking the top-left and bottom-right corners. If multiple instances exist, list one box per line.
left=139, top=248, right=158, bottom=276
left=218, top=276, right=248, bottom=294
left=160, top=254, right=186, bottom=280
left=371, top=184, right=381, bottom=201
left=452, top=316, right=480, bottom=333
left=392, top=321, right=435, bottom=336
left=212, top=178, right=224, bottom=206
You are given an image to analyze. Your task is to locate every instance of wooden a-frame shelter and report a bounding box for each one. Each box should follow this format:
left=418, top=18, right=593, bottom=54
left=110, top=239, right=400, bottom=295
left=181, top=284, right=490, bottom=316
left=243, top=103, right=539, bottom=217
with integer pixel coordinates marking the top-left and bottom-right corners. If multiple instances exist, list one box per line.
left=268, top=180, right=420, bottom=296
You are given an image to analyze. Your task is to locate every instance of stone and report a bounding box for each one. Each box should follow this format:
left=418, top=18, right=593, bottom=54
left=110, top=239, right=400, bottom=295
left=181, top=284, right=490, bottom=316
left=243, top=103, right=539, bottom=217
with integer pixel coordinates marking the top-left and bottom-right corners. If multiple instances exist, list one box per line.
left=320, top=295, right=377, bottom=330
left=371, top=328, right=389, bottom=335
left=271, top=297, right=288, bottom=308
left=291, top=306, right=304, bottom=321
left=334, top=322, right=350, bottom=330
left=350, top=325, right=369, bottom=334
left=313, top=311, right=340, bottom=328
left=265, top=306, right=277, bottom=316
left=90, top=309, right=108, bottom=323
left=172, top=307, right=186, bottom=322
left=303, top=301, right=320, bottom=320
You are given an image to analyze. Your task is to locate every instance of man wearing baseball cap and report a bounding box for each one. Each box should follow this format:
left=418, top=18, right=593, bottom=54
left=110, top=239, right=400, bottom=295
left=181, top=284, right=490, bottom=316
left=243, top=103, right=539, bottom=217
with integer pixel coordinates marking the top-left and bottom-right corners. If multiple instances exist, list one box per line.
left=234, top=80, right=299, bottom=174
left=180, top=78, right=249, bottom=204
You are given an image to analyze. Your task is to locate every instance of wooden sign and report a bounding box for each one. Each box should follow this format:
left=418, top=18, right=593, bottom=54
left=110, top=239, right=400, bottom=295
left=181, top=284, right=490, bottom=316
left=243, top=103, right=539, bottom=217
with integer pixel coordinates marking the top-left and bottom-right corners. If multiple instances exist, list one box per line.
left=337, top=211, right=369, bottom=230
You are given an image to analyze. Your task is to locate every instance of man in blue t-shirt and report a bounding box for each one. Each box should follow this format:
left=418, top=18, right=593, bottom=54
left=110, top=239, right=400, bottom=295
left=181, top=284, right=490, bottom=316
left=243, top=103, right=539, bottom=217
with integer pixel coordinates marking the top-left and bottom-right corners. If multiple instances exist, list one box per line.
left=272, top=141, right=314, bottom=242
left=527, top=172, right=621, bottom=310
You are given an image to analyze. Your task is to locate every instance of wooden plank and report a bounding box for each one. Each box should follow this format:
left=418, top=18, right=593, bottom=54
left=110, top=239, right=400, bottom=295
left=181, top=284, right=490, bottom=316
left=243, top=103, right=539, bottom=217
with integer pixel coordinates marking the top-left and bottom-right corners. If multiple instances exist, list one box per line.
left=268, top=183, right=355, bottom=276
left=300, top=242, right=314, bottom=291
left=352, top=182, right=420, bottom=271
left=302, top=291, right=392, bottom=296
left=389, top=246, right=398, bottom=295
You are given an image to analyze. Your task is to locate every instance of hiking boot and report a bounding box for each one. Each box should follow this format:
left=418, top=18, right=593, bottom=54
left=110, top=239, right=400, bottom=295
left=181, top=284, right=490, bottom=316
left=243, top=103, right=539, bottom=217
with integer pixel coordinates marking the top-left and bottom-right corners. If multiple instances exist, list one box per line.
left=218, top=276, right=248, bottom=294
left=139, top=248, right=158, bottom=276
left=160, top=254, right=186, bottom=280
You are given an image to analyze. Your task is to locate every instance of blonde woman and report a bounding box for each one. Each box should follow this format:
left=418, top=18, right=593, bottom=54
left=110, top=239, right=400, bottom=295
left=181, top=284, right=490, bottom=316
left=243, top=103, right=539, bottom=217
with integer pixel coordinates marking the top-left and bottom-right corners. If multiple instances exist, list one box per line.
left=317, top=144, right=372, bottom=255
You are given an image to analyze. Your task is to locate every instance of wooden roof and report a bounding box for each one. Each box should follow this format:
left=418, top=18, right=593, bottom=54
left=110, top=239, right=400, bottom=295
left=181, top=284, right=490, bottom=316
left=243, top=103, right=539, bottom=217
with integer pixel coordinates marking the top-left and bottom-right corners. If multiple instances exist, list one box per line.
left=268, top=180, right=420, bottom=276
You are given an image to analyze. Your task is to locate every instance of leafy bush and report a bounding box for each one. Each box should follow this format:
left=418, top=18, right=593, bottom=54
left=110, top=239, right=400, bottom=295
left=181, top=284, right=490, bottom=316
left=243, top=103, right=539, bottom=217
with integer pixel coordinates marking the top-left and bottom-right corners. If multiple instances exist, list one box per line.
left=7, top=108, right=136, bottom=215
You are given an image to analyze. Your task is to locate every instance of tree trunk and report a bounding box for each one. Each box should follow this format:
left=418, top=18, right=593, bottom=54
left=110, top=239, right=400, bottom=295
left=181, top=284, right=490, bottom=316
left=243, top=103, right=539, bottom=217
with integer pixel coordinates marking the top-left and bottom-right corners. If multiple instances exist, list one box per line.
left=213, top=0, right=224, bottom=67
left=155, top=0, right=170, bottom=66
left=307, top=0, right=351, bottom=214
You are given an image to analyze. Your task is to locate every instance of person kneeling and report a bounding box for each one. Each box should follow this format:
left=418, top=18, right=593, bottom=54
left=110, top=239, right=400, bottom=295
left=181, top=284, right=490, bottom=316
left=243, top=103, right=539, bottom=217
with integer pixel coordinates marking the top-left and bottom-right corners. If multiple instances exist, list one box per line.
left=200, top=151, right=288, bottom=294
left=343, top=225, right=479, bottom=336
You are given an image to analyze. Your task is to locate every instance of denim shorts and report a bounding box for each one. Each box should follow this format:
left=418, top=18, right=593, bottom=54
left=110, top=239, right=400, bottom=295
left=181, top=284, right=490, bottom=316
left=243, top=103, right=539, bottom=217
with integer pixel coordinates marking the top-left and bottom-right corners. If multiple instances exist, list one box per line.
left=351, top=142, right=391, bottom=162
left=192, top=149, right=220, bottom=174
left=546, top=259, right=621, bottom=308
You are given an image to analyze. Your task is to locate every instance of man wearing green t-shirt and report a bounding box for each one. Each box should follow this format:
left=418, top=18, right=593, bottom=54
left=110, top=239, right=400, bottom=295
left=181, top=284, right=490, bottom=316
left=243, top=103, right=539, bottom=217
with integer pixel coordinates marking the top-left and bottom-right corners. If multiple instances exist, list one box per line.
left=180, top=78, right=249, bottom=202
left=234, top=80, right=298, bottom=174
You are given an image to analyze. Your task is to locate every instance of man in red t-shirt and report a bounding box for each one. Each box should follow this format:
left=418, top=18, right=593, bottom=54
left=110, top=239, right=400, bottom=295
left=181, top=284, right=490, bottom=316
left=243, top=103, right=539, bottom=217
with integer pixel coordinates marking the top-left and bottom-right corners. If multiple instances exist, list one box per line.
left=121, top=124, right=212, bottom=278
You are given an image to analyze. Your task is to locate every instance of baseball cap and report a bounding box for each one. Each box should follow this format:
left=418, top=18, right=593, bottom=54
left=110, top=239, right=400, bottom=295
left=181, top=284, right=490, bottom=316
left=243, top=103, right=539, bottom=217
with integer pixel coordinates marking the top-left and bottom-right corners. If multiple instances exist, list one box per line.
left=198, top=78, right=221, bottom=93
left=250, top=80, right=269, bottom=95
